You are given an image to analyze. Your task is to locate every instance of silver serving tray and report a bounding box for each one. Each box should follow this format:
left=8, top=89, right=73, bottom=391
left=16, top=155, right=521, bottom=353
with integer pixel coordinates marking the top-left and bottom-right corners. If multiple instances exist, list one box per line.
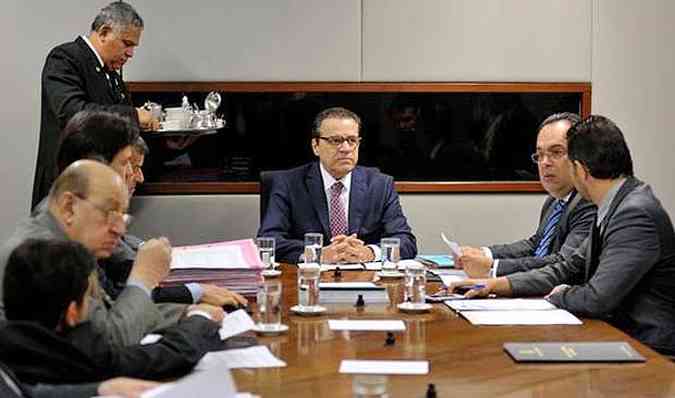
left=153, top=119, right=226, bottom=136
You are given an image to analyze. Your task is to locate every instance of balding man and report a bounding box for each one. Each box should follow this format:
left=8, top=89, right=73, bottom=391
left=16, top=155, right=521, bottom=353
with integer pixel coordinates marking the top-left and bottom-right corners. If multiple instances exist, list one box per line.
left=1, top=160, right=176, bottom=347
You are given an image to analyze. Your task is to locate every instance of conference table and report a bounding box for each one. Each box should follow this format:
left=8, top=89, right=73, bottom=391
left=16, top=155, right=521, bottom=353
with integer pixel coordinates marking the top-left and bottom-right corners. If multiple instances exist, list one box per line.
left=232, top=264, right=675, bottom=397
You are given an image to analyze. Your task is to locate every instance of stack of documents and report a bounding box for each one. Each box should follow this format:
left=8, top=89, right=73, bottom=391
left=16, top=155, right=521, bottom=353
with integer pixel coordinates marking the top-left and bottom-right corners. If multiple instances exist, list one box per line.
left=161, top=239, right=263, bottom=297
left=319, top=282, right=389, bottom=304
left=445, top=299, right=583, bottom=325
left=196, top=346, right=286, bottom=370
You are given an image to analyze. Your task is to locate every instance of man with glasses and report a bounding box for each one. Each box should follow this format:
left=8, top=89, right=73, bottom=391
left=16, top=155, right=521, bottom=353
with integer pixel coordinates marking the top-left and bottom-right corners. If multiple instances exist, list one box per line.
left=258, top=107, right=417, bottom=263
left=0, top=160, right=185, bottom=348
left=456, top=113, right=596, bottom=278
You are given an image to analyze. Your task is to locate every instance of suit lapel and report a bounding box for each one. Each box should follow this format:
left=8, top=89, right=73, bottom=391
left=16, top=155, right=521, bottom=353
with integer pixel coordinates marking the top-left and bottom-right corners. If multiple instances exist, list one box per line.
left=348, top=167, right=367, bottom=235
left=306, top=163, right=330, bottom=237
left=74, top=37, right=118, bottom=104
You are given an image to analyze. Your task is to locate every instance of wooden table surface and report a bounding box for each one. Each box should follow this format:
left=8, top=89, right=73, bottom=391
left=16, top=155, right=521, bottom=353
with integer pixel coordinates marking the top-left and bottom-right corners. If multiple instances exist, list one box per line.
left=232, top=265, right=675, bottom=397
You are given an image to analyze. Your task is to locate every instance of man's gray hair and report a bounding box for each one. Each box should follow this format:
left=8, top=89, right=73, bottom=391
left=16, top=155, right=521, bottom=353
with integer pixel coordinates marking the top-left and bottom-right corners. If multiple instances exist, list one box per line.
left=132, top=136, right=149, bottom=156
left=91, top=1, right=144, bottom=33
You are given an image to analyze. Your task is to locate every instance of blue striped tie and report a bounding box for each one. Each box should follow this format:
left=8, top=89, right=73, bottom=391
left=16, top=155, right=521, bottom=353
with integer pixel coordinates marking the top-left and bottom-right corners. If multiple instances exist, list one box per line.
left=534, top=200, right=566, bottom=257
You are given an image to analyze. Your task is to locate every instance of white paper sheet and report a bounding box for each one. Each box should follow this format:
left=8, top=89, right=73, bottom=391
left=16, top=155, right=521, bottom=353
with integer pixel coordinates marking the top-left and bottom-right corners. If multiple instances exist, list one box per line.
left=445, top=299, right=556, bottom=312
left=320, top=282, right=379, bottom=289
left=460, top=309, right=583, bottom=325
left=171, top=245, right=248, bottom=269
left=440, top=232, right=463, bottom=259
left=439, top=274, right=465, bottom=286
left=339, top=360, right=429, bottom=375
left=140, top=367, right=237, bottom=398
left=328, top=319, right=406, bottom=331
left=196, top=346, right=286, bottom=370
left=219, top=309, right=255, bottom=340
left=364, top=262, right=407, bottom=271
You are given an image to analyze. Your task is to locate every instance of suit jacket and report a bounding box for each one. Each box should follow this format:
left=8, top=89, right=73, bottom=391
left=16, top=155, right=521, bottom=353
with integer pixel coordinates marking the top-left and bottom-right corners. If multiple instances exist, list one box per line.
left=0, top=209, right=176, bottom=349
left=258, top=162, right=417, bottom=263
left=508, top=177, right=675, bottom=355
left=32, top=36, right=139, bottom=209
left=490, top=191, right=597, bottom=276
left=0, top=315, right=222, bottom=385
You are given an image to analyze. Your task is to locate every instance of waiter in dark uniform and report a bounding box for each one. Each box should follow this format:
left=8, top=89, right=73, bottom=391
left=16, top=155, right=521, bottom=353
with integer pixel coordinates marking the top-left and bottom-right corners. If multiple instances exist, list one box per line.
left=32, top=1, right=159, bottom=209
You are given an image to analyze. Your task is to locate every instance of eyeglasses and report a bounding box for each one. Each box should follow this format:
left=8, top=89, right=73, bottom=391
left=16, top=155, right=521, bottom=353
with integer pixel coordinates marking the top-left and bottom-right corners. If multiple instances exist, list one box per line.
left=75, top=195, right=133, bottom=227
left=531, top=148, right=567, bottom=163
left=317, top=136, right=362, bottom=147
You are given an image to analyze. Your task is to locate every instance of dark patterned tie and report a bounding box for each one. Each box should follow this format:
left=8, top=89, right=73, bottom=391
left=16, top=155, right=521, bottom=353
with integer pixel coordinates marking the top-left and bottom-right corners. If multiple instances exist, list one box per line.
left=329, top=181, right=348, bottom=237
left=534, top=200, right=566, bottom=257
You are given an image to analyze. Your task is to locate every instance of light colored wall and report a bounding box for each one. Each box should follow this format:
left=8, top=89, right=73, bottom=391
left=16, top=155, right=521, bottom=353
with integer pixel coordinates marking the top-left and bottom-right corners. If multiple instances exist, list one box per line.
left=592, top=0, right=675, bottom=217
left=3, top=0, right=675, bottom=253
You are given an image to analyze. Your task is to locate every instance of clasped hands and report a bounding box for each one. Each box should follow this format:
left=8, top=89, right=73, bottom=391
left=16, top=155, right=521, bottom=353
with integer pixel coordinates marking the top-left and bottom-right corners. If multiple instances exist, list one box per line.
left=321, top=234, right=375, bottom=264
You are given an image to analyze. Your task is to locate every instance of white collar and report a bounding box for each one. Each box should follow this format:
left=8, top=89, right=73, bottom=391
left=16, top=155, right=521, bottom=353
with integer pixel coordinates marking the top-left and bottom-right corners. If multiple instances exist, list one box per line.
left=81, top=34, right=105, bottom=69
left=319, top=162, right=352, bottom=193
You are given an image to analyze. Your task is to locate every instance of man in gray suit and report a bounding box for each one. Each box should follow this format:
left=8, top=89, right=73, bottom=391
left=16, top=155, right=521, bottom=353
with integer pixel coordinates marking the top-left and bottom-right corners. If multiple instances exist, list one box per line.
left=457, top=113, right=596, bottom=278
left=452, top=115, right=675, bottom=355
left=0, top=160, right=178, bottom=348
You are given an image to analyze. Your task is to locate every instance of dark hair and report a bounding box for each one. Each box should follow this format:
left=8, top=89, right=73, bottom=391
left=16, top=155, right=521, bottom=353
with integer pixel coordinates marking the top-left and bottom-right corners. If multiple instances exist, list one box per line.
left=567, top=115, right=634, bottom=179
left=91, top=1, right=144, bottom=32
left=3, top=239, right=96, bottom=330
left=538, top=112, right=581, bottom=132
left=57, top=110, right=139, bottom=173
left=311, top=107, right=362, bottom=138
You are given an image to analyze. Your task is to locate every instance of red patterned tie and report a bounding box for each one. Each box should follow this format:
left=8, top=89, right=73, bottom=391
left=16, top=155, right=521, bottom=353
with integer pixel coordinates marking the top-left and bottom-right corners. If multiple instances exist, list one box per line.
left=329, top=181, right=348, bottom=237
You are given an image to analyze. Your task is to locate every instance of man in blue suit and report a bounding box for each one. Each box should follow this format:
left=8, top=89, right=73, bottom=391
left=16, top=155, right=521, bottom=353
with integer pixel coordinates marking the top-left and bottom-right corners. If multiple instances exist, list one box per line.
left=258, top=107, right=417, bottom=264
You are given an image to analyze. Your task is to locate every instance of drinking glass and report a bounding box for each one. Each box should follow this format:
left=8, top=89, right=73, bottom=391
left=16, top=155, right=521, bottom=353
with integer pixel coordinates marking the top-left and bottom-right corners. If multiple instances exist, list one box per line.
left=297, top=263, right=321, bottom=311
left=256, top=237, right=276, bottom=270
left=352, top=375, right=388, bottom=398
left=380, top=237, right=400, bottom=273
left=256, top=277, right=282, bottom=331
left=404, top=262, right=426, bottom=306
left=303, top=233, right=323, bottom=266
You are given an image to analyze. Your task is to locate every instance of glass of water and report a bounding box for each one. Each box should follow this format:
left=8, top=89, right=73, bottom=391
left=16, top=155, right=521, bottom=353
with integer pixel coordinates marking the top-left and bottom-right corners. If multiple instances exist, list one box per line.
left=352, top=375, right=388, bottom=398
left=297, top=263, right=321, bottom=311
left=256, top=237, right=276, bottom=270
left=380, top=237, right=400, bottom=273
left=404, top=261, right=426, bottom=307
left=256, top=277, right=282, bottom=331
left=304, top=233, right=323, bottom=266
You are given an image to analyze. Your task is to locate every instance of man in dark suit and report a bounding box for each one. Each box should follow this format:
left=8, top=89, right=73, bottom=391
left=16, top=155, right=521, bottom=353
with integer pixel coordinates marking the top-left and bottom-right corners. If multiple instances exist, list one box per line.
left=0, top=238, right=224, bottom=385
left=52, top=111, right=246, bottom=308
left=258, top=107, right=417, bottom=264
left=32, top=1, right=159, bottom=209
left=452, top=115, right=675, bottom=355
left=457, top=113, right=596, bottom=278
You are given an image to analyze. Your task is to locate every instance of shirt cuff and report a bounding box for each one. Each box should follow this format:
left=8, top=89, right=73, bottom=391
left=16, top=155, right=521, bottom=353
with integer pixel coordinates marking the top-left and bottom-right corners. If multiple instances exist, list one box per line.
left=481, top=247, right=493, bottom=259
left=126, top=278, right=152, bottom=298
left=368, top=244, right=382, bottom=261
left=491, top=259, right=500, bottom=278
left=186, top=309, right=213, bottom=320
left=185, top=283, right=204, bottom=303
